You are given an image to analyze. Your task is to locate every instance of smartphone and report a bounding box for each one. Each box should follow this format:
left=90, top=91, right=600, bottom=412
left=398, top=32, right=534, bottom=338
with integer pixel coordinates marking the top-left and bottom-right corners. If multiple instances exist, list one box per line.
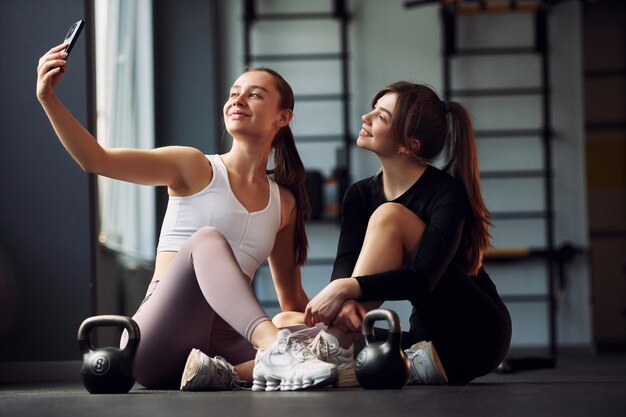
left=62, top=20, right=85, bottom=57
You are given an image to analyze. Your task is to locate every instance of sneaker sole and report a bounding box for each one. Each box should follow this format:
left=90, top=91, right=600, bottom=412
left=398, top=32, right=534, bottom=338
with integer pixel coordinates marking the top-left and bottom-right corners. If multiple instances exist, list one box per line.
left=423, top=342, right=448, bottom=383
left=180, top=349, right=208, bottom=391
left=252, top=367, right=338, bottom=392
left=409, top=342, right=448, bottom=384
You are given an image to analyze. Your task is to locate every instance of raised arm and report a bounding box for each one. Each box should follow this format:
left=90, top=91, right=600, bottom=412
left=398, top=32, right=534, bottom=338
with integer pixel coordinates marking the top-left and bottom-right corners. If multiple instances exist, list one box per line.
left=36, top=44, right=208, bottom=191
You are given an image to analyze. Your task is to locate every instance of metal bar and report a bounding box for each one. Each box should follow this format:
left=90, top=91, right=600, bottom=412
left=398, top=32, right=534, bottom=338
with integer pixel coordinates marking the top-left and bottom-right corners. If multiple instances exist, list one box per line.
left=339, top=0, right=352, bottom=220
left=334, top=0, right=347, bottom=18
left=500, top=294, right=551, bottom=302
left=442, top=6, right=455, bottom=98
left=536, top=7, right=558, bottom=363
left=249, top=53, right=347, bottom=62
left=480, top=169, right=547, bottom=179
left=475, top=129, right=544, bottom=138
left=254, top=12, right=337, bottom=20
left=491, top=211, right=548, bottom=220
left=404, top=0, right=439, bottom=8
left=485, top=244, right=584, bottom=262
left=296, top=93, right=348, bottom=102
left=243, top=0, right=254, bottom=65
left=453, top=46, right=537, bottom=55
left=294, top=135, right=345, bottom=143
left=451, top=87, right=544, bottom=97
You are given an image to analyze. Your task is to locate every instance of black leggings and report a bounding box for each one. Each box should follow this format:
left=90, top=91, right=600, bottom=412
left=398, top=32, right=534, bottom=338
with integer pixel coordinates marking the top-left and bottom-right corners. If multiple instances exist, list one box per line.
left=411, top=268, right=511, bottom=383
left=362, top=269, right=511, bottom=384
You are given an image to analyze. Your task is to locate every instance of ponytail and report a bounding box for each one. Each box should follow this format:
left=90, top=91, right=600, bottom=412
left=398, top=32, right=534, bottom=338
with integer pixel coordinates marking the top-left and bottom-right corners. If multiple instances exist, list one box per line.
left=270, top=126, right=310, bottom=265
left=442, top=101, right=492, bottom=275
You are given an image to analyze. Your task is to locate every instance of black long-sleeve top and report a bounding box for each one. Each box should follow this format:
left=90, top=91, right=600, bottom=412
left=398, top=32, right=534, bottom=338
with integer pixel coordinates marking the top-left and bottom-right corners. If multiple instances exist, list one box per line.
left=331, top=165, right=471, bottom=302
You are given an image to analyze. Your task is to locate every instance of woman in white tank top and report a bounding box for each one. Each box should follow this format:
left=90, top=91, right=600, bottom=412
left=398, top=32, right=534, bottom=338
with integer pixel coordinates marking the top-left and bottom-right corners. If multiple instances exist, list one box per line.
left=37, top=45, right=338, bottom=391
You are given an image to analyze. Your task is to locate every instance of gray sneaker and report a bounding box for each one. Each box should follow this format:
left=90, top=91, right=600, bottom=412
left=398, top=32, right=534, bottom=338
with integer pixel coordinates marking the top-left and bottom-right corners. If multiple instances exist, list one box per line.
left=405, top=341, right=448, bottom=384
left=252, top=329, right=338, bottom=391
left=180, top=348, right=248, bottom=391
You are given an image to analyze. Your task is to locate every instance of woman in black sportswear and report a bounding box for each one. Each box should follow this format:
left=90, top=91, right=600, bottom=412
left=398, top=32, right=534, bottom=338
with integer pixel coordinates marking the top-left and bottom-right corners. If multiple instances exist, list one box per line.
left=302, top=81, right=512, bottom=384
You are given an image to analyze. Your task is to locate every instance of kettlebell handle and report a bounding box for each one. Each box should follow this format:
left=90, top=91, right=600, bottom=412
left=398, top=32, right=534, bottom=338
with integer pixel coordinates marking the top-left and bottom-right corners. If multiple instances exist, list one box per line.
left=77, top=315, right=140, bottom=355
left=362, top=309, right=402, bottom=344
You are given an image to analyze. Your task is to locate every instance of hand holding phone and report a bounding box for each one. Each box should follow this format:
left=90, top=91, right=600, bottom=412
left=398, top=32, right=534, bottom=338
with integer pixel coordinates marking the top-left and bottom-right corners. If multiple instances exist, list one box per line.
left=62, top=20, right=85, bottom=58
left=37, top=20, right=85, bottom=99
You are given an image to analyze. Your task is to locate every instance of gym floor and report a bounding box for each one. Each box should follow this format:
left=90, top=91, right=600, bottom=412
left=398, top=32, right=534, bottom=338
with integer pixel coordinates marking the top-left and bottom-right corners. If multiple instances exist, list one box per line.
left=1, top=349, right=625, bottom=417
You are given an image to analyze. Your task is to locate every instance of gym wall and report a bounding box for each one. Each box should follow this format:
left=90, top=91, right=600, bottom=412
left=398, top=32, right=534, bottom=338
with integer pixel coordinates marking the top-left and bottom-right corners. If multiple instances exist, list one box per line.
left=218, top=0, right=591, bottom=349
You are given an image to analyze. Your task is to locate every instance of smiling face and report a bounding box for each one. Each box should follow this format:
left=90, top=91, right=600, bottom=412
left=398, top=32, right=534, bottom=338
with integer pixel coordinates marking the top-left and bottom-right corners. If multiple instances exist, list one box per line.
left=357, top=92, right=399, bottom=157
left=223, top=70, right=291, bottom=140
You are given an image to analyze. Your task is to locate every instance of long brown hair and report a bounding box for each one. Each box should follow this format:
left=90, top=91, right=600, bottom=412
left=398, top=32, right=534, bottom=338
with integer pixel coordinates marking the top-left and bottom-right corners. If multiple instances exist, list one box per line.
left=372, top=82, right=491, bottom=275
left=244, top=67, right=310, bottom=265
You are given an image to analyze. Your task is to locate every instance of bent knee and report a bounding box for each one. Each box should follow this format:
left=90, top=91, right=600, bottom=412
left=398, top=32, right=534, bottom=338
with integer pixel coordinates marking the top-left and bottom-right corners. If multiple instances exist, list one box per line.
left=369, top=203, right=425, bottom=230
left=272, top=311, right=305, bottom=328
left=193, top=226, right=226, bottom=240
left=183, top=226, right=237, bottom=265
left=188, top=226, right=230, bottom=248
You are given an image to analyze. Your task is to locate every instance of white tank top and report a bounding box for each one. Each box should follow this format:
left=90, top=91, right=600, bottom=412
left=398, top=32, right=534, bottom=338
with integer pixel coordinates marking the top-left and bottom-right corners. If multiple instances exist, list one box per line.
left=157, top=154, right=282, bottom=279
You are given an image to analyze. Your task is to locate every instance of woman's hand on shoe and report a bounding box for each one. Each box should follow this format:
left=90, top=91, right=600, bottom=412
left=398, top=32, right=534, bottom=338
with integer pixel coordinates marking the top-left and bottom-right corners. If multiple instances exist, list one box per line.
left=304, top=278, right=361, bottom=327
left=331, top=300, right=366, bottom=333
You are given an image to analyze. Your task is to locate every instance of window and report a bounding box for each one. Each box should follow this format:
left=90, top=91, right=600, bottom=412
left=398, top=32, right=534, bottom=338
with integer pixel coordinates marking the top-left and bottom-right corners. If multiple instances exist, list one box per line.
left=95, top=0, right=155, bottom=261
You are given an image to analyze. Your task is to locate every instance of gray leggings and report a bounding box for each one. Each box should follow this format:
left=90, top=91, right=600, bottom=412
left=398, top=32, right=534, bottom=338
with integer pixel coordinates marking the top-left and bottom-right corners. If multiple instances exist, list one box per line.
left=121, top=226, right=270, bottom=389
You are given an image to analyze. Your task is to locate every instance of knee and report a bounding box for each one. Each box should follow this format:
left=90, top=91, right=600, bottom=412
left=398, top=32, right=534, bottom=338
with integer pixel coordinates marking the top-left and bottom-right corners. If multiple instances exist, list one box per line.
left=369, top=203, right=417, bottom=232
left=272, top=311, right=305, bottom=328
left=189, top=226, right=229, bottom=248
left=193, top=226, right=226, bottom=240
left=368, top=203, right=426, bottom=251
left=181, top=226, right=232, bottom=260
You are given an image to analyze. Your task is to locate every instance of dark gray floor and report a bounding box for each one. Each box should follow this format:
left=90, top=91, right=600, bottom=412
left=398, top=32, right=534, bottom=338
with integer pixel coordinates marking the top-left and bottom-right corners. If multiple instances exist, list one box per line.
left=1, top=349, right=625, bottom=417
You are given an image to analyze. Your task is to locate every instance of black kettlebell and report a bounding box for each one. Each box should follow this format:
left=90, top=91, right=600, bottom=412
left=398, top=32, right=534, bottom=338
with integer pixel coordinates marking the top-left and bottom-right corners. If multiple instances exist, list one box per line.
left=77, top=315, right=140, bottom=394
left=355, top=309, right=410, bottom=389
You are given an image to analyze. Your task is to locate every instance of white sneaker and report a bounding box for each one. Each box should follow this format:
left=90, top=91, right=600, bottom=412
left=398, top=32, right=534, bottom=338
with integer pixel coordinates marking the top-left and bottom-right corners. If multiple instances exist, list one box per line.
left=405, top=341, right=448, bottom=384
left=252, top=329, right=338, bottom=391
left=308, top=330, right=358, bottom=387
left=180, top=348, right=248, bottom=391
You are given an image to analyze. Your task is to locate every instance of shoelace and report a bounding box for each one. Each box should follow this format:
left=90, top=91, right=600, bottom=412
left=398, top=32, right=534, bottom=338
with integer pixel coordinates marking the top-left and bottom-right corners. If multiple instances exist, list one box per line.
left=213, top=357, right=249, bottom=390
left=308, top=332, right=330, bottom=360
left=277, top=332, right=315, bottom=361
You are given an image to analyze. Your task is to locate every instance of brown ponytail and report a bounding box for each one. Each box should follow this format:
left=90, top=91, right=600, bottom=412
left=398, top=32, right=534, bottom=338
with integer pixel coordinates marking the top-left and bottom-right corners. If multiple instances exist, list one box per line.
left=244, top=67, right=310, bottom=265
left=271, top=126, right=311, bottom=265
left=373, top=82, right=491, bottom=276
left=442, top=102, right=492, bottom=276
